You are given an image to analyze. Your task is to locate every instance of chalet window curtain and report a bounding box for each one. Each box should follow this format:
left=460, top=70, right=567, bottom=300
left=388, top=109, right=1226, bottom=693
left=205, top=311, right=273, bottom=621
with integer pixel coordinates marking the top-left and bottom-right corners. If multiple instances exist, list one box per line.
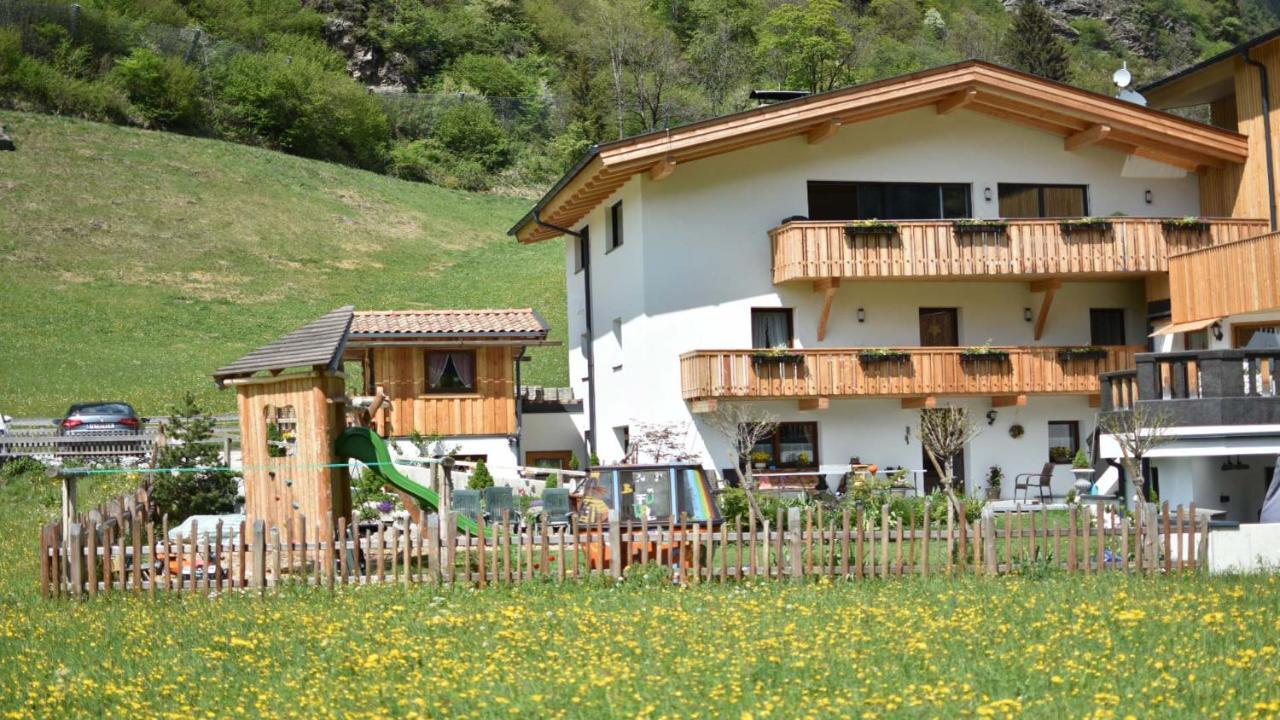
left=752, top=311, right=791, bottom=348
left=451, top=351, right=474, bottom=388
left=427, top=352, right=450, bottom=388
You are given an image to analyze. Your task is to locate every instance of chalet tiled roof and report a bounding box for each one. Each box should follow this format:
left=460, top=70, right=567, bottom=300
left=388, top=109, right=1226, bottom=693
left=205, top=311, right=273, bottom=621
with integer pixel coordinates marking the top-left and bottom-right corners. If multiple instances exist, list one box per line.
left=350, top=309, right=549, bottom=338
left=213, top=306, right=353, bottom=381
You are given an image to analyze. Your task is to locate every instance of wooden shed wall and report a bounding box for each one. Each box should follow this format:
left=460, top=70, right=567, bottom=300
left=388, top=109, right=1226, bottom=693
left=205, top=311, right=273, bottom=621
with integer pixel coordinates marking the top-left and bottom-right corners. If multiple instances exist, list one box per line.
left=371, top=346, right=517, bottom=437
left=236, top=372, right=350, bottom=530
left=1199, top=41, right=1280, bottom=220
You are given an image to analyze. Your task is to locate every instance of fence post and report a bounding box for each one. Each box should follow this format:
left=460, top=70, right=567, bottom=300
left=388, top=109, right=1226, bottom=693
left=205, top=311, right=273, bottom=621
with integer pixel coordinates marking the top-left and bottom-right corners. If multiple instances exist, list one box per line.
left=787, top=507, right=802, bottom=582
left=68, top=523, right=84, bottom=599
left=69, top=3, right=80, bottom=39
left=252, top=520, right=266, bottom=595
left=185, top=28, right=204, bottom=64
left=607, top=510, right=622, bottom=581
left=982, top=508, right=997, bottom=575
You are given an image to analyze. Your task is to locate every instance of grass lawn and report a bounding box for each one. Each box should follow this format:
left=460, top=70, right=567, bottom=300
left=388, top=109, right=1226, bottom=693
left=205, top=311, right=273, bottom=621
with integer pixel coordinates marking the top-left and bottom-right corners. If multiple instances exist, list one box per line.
left=0, top=112, right=566, bottom=417
left=2, top=469, right=1279, bottom=719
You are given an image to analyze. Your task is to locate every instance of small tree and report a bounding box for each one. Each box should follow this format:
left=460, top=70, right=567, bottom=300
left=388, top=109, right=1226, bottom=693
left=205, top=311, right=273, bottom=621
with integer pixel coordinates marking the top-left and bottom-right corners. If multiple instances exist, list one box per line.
left=624, top=421, right=699, bottom=464
left=704, top=403, right=778, bottom=525
left=918, top=405, right=982, bottom=512
left=1099, top=405, right=1172, bottom=503
left=468, top=460, right=494, bottom=490
left=150, top=393, right=240, bottom=523
left=1002, top=0, right=1069, bottom=82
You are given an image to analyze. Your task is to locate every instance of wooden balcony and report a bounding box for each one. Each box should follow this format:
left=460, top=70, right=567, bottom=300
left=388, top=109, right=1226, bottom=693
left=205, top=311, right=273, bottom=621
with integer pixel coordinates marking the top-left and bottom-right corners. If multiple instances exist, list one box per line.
left=680, top=345, right=1140, bottom=408
left=770, top=218, right=1269, bottom=284
left=1169, top=230, right=1280, bottom=323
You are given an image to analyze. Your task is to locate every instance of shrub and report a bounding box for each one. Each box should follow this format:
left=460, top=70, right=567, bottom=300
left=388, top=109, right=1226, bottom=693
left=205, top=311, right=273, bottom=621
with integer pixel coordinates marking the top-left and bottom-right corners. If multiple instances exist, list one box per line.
left=388, top=139, right=491, bottom=190
left=468, top=460, right=494, bottom=490
left=110, top=48, right=203, bottom=130
left=149, top=393, right=240, bottom=523
left=448, top=54, right=531, bottom=97
left=212, top=50, right=389, bottom=170
left=432, top=99, right=511, bottom=170
left=1, top=55, right=137, bottom=124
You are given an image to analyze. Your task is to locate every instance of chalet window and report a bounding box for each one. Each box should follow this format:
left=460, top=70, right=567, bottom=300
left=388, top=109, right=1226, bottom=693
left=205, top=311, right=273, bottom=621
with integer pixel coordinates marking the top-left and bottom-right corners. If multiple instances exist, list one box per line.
left=1184, top=329, right=1210, bottom=351
left=574, top=227, right=590, bottom=274
left=751, top=422, right=818, bottom=469
left=1090, top=309, right=1126, bottom=345
left=264, top=405, right=298, bottom=458
left=807, top=181, right=971, bottom=220
left=997, top=184, right=1087, bottom=218
left=425, top=351, right=476, bottom=393
left=751, top=308, right=794, bottom=348
left=607, top=201, right=623, bottom=252
left=1048, top=420, right=1080, bottom=464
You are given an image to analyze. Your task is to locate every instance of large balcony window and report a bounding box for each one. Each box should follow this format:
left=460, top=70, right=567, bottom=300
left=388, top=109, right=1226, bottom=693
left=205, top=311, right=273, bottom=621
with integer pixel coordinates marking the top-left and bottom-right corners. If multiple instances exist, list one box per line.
left=751, top=308, right=794, bottom=349
left=998, top=183, right=1087, bottom=218
left=807, top=181, right=970, bottom=220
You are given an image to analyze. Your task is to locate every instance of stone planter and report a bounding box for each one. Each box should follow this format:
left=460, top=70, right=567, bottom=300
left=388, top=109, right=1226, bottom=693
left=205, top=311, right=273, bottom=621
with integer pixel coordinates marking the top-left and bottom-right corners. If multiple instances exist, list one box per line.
left=1071, top=468, right=1095, bottom=494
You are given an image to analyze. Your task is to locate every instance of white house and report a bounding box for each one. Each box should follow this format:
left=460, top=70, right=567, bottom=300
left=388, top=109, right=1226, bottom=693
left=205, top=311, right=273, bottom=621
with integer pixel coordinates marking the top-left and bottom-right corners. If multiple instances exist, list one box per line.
left=510, top=60, right=1275, bottom=506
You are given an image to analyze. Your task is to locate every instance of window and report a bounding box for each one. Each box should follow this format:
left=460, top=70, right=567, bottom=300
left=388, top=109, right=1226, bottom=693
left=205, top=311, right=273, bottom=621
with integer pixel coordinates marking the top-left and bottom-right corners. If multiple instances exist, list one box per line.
left=1090, top=309, right=1126, bottom=345
left=998, top=184, right=1088, bottom=218
left=807, top=181, right=971, bottom=220
left=574, top=227, right=590, bottom=273
left=1184, top=329, right=1210, bottom=351
left=751, top=422, right=818, bottom=469
left=752, top=308, right=794, bottom=349
left=425, top=351, right=476, bottom=393
left=264, top=405, right=298, bottom=458
left=919, top=308, right=959, bottom=346
left=607, top=201, right=623, bottom=252
left=1048, top=421, right=1080, bottom=464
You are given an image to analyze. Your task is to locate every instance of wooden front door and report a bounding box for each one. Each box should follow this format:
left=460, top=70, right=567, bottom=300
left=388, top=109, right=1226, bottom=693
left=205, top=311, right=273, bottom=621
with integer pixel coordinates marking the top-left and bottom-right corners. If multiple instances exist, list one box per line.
left=922, top=445, right=966, bottom=495
left=919, top=308, right=959, bottom=346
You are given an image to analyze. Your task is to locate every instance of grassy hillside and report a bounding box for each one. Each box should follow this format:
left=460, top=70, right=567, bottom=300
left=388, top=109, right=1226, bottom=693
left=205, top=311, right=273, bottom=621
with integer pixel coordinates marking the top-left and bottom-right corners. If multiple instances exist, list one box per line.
left=0, top=111, right=566, bottom=416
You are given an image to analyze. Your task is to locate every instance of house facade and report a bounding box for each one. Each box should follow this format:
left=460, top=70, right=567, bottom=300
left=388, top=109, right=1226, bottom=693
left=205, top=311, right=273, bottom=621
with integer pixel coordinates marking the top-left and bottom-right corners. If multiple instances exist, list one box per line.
left=512, top=59, right=1279, bottom=504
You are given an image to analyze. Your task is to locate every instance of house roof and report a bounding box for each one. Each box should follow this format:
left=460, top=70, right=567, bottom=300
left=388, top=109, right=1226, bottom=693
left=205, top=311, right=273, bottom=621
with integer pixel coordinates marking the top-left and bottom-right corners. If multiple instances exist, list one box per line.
left=509, top=60, right=1250, bottom=244
left=349, top=309, right=549, bottom=340
left=213, top=305, right=354, bottom=383
left=1140, top=27, right=1280, bottom=108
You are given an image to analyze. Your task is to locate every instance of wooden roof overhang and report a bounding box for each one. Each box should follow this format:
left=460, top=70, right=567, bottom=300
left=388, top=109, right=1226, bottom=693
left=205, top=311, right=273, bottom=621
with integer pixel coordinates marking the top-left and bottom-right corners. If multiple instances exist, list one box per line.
left=510, top=60, right=1249, bottom=244
left=212, top=305, right=354, bottom=387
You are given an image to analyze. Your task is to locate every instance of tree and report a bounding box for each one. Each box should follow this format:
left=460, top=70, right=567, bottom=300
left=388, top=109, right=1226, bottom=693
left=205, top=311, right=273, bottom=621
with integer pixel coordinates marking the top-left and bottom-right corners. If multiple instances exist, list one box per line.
left=1002, top=0, right=1069, bottom=82
left=623, top=421, right=699, bottom=464
left=150, top=393, right=240, bottom=523
left=704, top=403, right=778, bottom=525
left=918, top=405, right=982, bottom=512
left=756, top=0, right=855, bottom=93
left=467, top=460, right=495, bottom=490
left=1099, top=405, right=1172, bottom=503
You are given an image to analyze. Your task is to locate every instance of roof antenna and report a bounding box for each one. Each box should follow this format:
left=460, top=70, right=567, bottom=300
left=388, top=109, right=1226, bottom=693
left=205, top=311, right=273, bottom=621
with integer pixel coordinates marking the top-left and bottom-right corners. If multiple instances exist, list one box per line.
left=1113, top=62, right=1147, bottom=106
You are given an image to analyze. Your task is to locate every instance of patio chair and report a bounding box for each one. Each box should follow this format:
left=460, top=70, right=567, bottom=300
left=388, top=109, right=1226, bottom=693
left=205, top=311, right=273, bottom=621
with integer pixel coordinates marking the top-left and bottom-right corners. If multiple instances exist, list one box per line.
left=452, top=489, right=483, bottom=524
left=1014, top=462, right=1055, bottom=504
left=483, top=486, right=516, bottom=524
left=541, top=488, right=572, bottom=527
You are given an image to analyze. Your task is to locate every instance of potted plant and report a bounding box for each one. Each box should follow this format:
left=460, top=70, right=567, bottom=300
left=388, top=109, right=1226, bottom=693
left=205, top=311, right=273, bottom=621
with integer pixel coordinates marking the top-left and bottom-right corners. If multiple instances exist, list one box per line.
left=1057, top=346, right=1110, bottom=361
left=1071, top=448, right=1095, bottom=494
left=952, top=218, right=1009, bottom=234
left=960, top=343, right=1011, bottom=362
left=1059, top=217, right=1112, bottom=235
left=1161, top=216, right=1211, bottom=232
left=751, top=348, right=805, bottom=365
left=1008, top=423, right=1025, bottom=439
left=986, top=465, right=1004, bottom=500
left=1049, top=445, right=1073, bottom=464
left=844, top=220, right=899, bottom=237
left=750, top=450, right=770, bottom=470
left=858, top=347, right=911, bottom=363
left=795, top=451, right=812, bottom=467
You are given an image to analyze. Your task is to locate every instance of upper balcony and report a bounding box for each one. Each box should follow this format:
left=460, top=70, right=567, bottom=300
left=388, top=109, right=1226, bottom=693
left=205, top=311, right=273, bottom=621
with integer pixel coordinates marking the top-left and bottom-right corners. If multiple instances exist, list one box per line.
left=1100, top=349, right=1280, bottom=426
left=1169, top=230, right=1280, bottom=324
left=770, top=217, right=1269, bottom=284
left=680, top=345, right=1139, bottom=410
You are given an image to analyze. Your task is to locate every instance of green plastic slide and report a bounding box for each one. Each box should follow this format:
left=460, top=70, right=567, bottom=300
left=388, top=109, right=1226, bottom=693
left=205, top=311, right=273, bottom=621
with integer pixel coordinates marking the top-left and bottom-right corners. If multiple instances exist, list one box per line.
left=334, top=427, right=488, bottom=537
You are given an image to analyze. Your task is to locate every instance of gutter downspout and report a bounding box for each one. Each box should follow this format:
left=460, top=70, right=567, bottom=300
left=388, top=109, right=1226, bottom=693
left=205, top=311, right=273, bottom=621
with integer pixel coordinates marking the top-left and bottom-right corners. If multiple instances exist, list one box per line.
left=514, top=347, right=525, bottom=464
left=532, top=209, right=597, bottom=461
left=1243, top=47, right=1278, bottom=231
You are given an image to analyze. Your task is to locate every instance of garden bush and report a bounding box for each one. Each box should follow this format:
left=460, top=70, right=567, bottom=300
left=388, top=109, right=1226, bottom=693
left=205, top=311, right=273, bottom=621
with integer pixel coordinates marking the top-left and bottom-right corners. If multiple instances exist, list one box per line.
left=388, top=139, right=491, bottom=190
left=110, top=47, right=203, bottom=130
left=448, top=53, right=531, bottom=98
left=467, top=460, right=494, bottom=491
left=149, top=393, right=240, bottom=522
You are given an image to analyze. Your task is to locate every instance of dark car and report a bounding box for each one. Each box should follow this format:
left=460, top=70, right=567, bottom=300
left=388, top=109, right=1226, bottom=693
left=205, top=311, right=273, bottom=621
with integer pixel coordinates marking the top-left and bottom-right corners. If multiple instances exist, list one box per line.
left=58, top=402, right=142, bottom=435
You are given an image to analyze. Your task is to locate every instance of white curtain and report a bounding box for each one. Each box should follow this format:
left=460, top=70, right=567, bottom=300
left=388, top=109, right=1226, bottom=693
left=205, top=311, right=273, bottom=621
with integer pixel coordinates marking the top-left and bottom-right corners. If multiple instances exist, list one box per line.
left=753, top=312, right=791, bottom=348
left=451, top=352, right=474, bottom=389
left=427, top=352, right=450, bottom=388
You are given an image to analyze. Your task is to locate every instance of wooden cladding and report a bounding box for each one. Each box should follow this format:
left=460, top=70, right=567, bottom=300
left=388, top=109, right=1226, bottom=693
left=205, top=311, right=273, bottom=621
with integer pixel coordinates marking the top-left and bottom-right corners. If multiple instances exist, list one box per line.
left=770, top=218, right=1269, bottom=283
left=1169, top=230, right=1280, bottom=323
left=680, top=346, right=1139, bottom=401
left=371, top=346, right=516, bottom=437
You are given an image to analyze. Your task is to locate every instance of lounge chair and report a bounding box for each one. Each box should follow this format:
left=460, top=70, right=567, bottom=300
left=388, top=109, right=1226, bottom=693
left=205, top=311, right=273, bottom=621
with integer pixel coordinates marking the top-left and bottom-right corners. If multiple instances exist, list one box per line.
left=452, top=489, right=483, bottom=524
left=541, top=488, right=572, bottom=527
left=483, top=486, right=516, bottom=523
left=1014, top=462, right=1055, bottom=504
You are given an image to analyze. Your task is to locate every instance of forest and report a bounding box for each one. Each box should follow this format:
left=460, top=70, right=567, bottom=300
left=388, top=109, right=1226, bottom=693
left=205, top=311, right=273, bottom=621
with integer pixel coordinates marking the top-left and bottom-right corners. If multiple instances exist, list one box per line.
left=2, top=0, right=1275, bottom=193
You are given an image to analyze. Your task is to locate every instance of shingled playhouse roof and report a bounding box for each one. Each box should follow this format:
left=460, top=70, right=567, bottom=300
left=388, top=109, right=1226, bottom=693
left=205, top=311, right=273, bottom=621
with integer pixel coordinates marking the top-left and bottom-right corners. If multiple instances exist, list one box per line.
left=213, top=305, right=354, bottom=383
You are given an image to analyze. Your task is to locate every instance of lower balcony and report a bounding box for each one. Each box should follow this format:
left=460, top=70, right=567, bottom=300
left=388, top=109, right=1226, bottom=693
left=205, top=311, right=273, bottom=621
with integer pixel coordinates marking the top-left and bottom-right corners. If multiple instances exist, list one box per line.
left=1100, top=349, right=1280, bottom=426
left=680, top=345, right=1140, bottom=410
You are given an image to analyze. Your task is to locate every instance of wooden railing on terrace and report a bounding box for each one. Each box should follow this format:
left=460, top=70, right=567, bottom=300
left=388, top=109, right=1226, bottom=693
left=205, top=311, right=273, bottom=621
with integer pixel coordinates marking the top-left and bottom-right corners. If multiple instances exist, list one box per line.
left=770, top=218, right=1269, bottom=283
left=680, top=346, right=1139, bottom=401
left=1169, top=230, right=1280, bottom=323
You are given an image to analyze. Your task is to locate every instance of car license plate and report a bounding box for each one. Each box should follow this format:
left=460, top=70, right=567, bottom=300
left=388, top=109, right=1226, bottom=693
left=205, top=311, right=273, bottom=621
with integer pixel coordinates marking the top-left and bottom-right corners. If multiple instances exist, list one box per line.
left=87, top=423, right=114, bottom=429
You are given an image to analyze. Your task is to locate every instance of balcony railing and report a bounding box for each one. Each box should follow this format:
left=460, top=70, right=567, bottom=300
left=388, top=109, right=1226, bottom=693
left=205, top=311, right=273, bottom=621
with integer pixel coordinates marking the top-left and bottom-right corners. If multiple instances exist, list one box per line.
left=770, top=218, right=1269, bottom=284
left=1169, top=230, right=1280, bottom=323
left=680, top=346, right=1139, bottom=402
left=1100, top=349, right=1280, bottom=426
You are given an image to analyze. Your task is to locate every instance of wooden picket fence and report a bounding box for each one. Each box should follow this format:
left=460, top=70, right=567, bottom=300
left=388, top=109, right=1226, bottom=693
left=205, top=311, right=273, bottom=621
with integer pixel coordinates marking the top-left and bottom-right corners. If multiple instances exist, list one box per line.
left=40, top=500, right=1209, bottom=599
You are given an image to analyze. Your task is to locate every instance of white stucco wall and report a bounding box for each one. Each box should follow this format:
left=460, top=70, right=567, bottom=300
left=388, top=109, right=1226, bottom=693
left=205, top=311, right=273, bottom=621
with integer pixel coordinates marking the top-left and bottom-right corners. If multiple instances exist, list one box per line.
left=561, top=105, right=1205, bottom=471
left=521, top=410, right=587, bottom=464
left=1151, top=455, right=1274, bottom=523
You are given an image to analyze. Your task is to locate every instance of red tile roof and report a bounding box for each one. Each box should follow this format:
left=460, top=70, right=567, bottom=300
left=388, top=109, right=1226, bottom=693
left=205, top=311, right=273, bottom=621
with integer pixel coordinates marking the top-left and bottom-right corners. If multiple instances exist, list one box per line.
left=350, top=309, right=548, bottom=338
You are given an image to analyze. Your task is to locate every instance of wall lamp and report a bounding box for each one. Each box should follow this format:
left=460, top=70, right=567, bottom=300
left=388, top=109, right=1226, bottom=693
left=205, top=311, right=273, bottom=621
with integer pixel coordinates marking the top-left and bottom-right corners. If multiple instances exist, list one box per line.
left=1024, top=307, right=1033, bottom=322
left=1211, top=321, right=1224, bottom=341
left=857, top=307, right=866, bottom=323
left=1144, top=189, right=1153, bottom=204
left=983, top=187, right=993, bottom=202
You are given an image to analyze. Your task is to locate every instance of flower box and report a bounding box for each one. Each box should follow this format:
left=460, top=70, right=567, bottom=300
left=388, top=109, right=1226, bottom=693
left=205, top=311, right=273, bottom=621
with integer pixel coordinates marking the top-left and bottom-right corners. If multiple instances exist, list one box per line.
left=1161, top=217, right=1211, bottom=232
left=858, top=349, right=911, bottom=363
left=751, top=351, right=805, bottom=365
left=960, top=348, right=1010, bottom=362
left=1059, top=218, right=1113, bottom=234
left=844, top=221, right=899, bottom=238
left=952, top=219, right=1008, bottom=235
left=1057, top=347, right=1109, bottom=361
